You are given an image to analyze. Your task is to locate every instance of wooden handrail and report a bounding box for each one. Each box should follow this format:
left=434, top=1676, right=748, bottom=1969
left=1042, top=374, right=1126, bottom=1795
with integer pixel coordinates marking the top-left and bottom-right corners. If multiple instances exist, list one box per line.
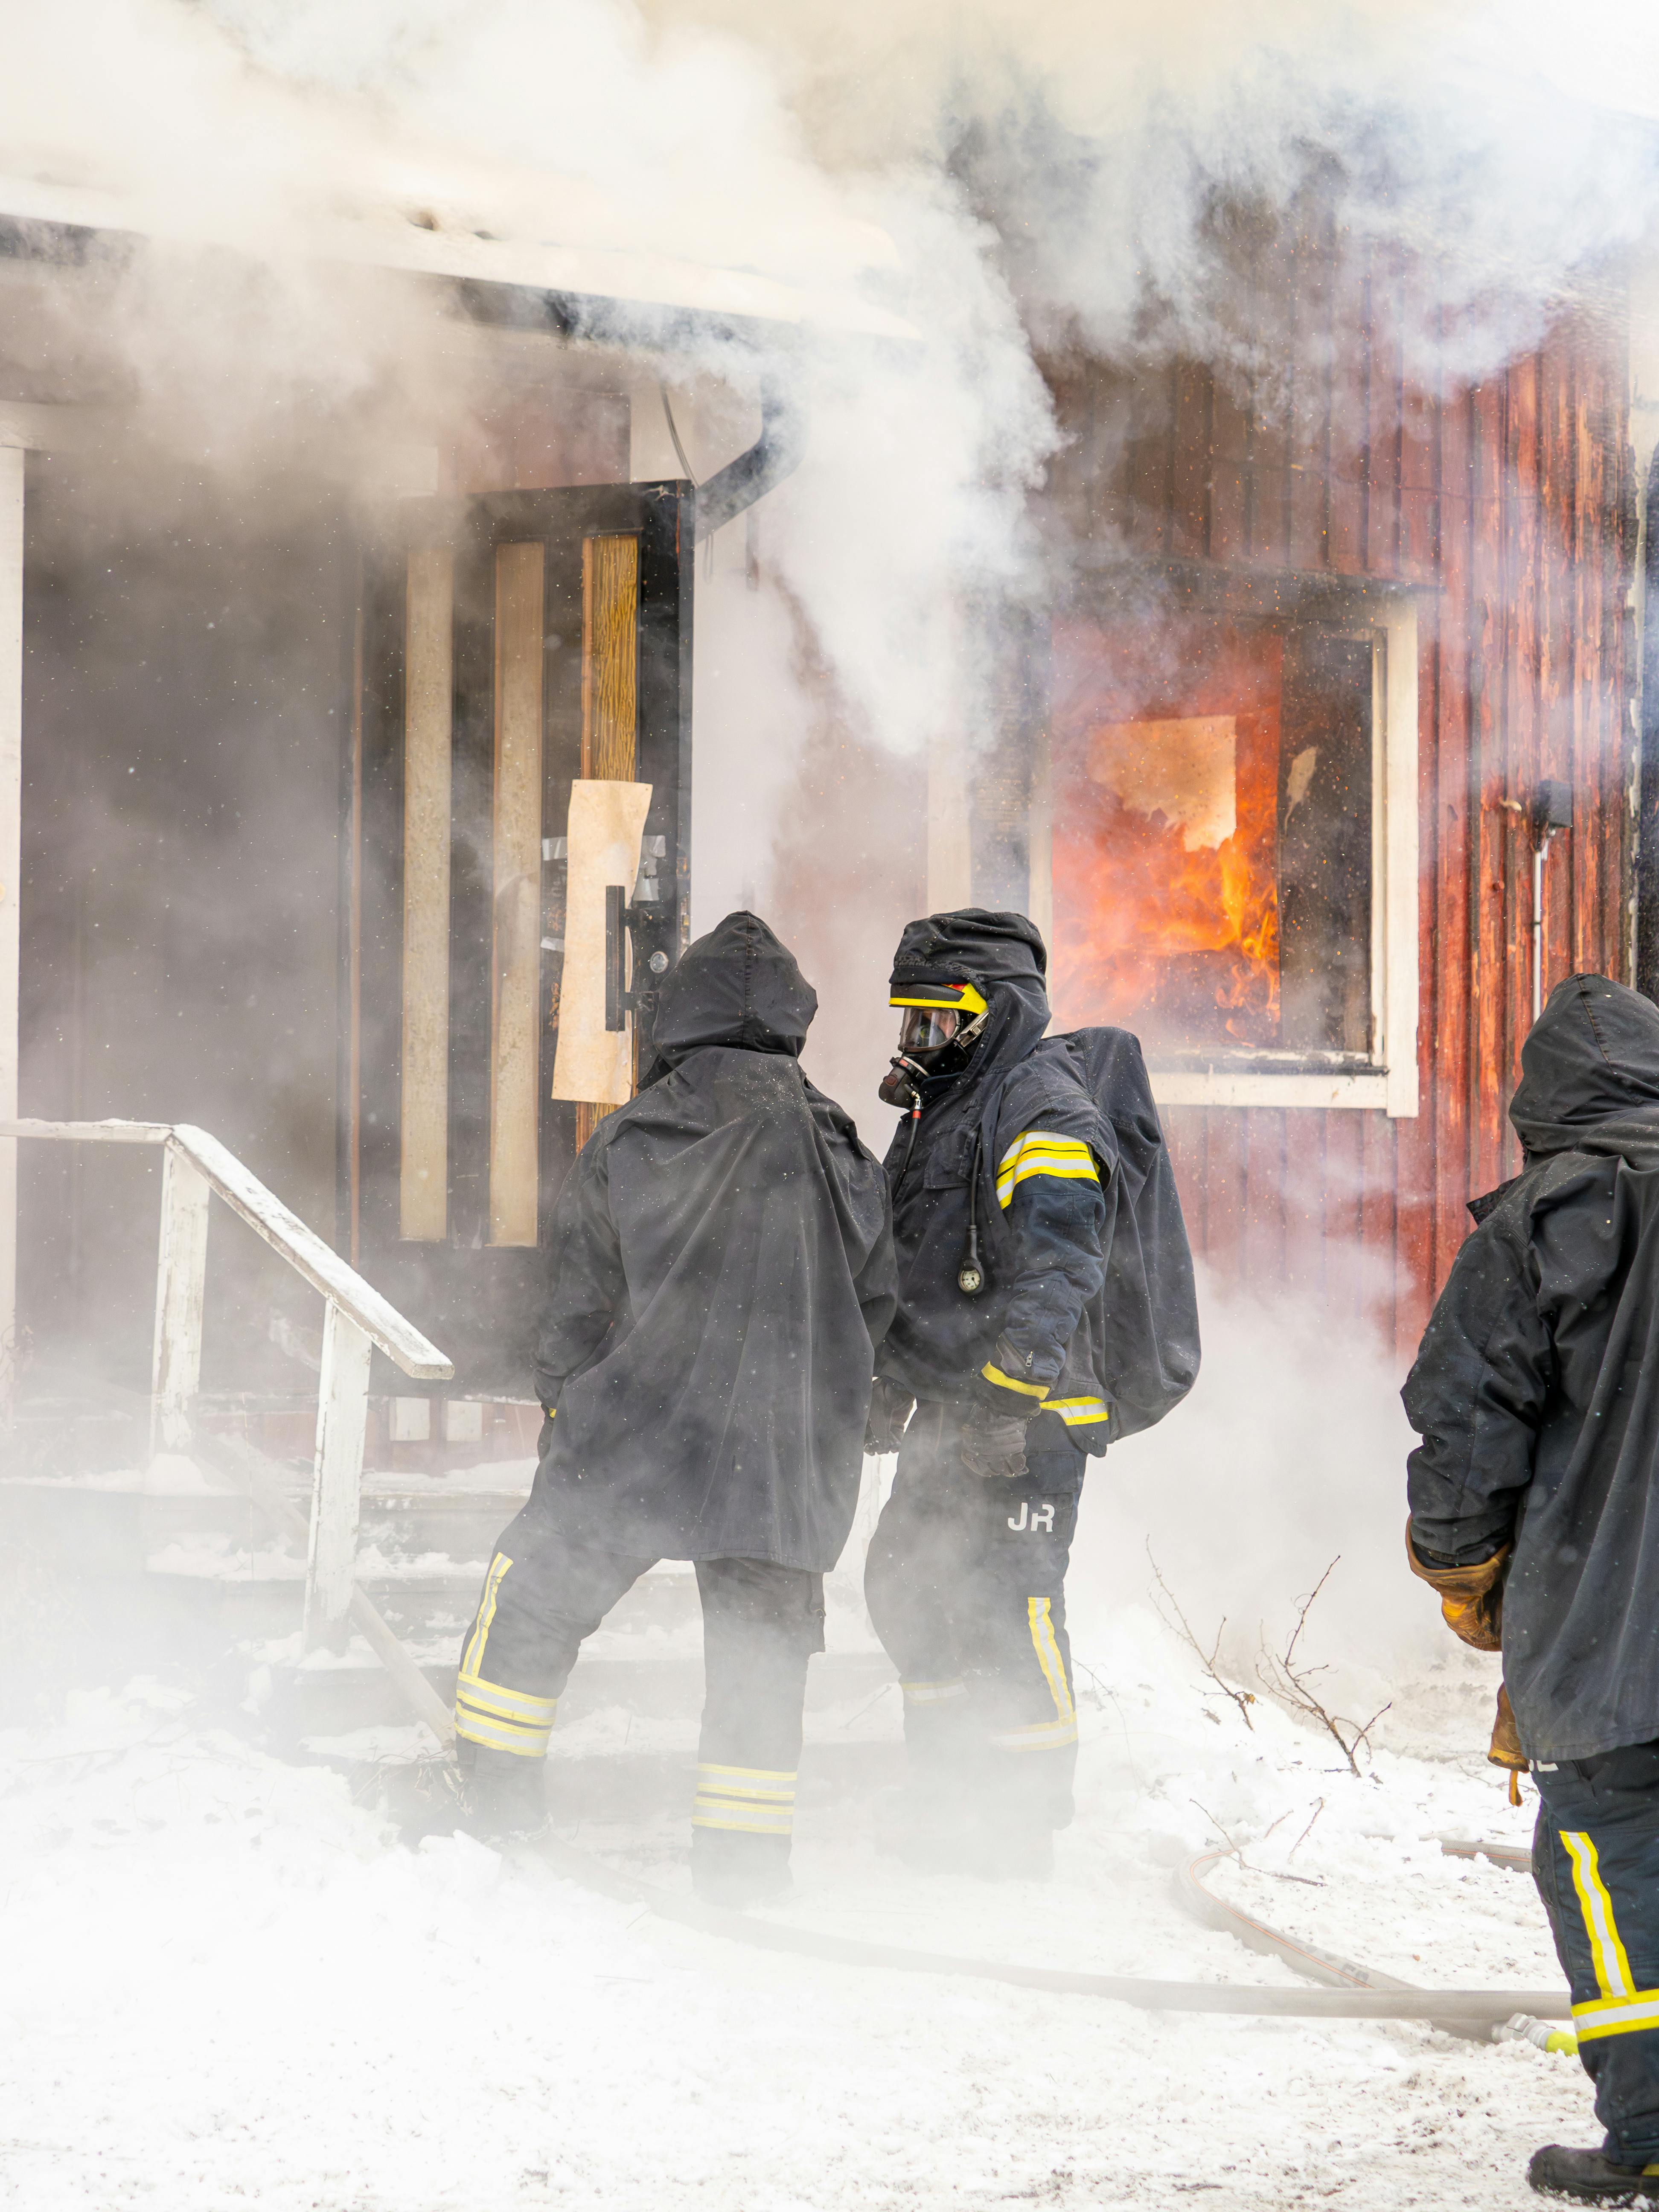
left=0, top=1118, right=451, bottom=1379
left=0, top=1116, right=456, bottom=1652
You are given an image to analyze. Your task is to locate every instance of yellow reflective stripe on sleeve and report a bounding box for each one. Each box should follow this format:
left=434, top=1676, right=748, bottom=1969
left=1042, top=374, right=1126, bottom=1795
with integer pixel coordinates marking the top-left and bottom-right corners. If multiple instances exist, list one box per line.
left=995, top=1131, right=1100, bottom=1209
left=460, top=1552, right=512, bottom=1685
left=1572, top=1989, right=1659, bottom=2043
left=1563, top=1831, right=1636, bottom=1998
left=1029, top=1595, right=1075, bottom=1725
left=901, top=1679, right=968, bottom=1705
left=1045, top=1396, right=1109, bottom=1426
left=981, top=1362, right=1049, bottom=1400
left=691, top=1762, right=797, bottom=1834
left=988, top=1716, right=1080, bottom=1751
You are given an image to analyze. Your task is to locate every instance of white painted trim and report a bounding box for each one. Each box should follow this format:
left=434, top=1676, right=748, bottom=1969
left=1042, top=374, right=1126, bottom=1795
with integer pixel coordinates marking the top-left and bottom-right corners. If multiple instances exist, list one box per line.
left=0, top=402, right=105, bottom=452
left=1150, top=1069, right=1389, bottom=1111
left=0, top=448, right=19, bottom=1409
left=0, top=168, right=915, bottom=342
left=1380, top=597, right=1422, bottom=1118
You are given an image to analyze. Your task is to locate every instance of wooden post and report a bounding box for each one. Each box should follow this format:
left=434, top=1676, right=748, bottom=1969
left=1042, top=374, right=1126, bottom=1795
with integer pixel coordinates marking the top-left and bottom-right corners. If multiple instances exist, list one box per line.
left=304, top=1302, right=372, bottom=1653
left=149, top=1140, right=211, bottom=1455
left=0, top=446, right=21, bottom=1422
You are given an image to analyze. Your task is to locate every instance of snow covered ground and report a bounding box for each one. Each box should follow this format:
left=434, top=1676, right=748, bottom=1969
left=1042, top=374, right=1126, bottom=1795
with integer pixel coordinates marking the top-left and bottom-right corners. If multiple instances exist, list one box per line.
left=0, top=1297, right=1599, bottom=2206
left=0, top=1611, right=1593, bottom=2212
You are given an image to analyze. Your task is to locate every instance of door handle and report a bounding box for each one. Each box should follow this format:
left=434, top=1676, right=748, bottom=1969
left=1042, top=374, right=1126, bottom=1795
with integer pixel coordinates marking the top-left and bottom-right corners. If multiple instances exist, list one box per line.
left=604, top=884, right=674, bottom=1037
left=604, top=884, right=628, bottom=1032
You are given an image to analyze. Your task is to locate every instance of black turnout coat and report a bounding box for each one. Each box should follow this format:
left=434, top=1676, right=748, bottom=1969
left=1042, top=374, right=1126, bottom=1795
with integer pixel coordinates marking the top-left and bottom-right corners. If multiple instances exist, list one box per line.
left=529, top=912, right=895, bottom=1572
left=1406, top=973, right=1659, bottom=1762
left=879, top=910, right=1112, bottom=1452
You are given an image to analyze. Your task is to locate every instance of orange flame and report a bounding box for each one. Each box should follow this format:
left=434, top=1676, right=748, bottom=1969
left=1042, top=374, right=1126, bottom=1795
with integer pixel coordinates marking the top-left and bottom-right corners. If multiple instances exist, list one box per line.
left=1049, top=622, right=1283, bottom=1049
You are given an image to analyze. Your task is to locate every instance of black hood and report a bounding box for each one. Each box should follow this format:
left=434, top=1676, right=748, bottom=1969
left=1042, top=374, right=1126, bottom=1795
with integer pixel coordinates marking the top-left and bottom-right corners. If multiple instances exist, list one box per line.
left=1510, top=973, right=1659, bottom=1162
left=888, top=908, right=1051, bottom=1085
left=645, top=911, right=816, bottom=1078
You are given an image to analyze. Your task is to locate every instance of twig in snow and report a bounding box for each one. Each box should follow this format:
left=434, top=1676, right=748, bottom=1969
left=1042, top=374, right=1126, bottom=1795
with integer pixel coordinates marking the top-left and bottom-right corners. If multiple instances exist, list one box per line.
left=1147, top=1543, right=1256, bottom=1731
left=1254, top=1560, right=1391, bottom=1776
left=1189, top=1798, right=1243, bottom=1856
left=1288, top=1798, right=1325, bottom=1859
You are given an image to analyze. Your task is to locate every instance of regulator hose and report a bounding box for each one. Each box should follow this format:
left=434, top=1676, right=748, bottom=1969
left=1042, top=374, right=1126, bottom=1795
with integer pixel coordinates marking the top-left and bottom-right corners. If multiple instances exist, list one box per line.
left=521, top=1830, right=1571, bottom=2031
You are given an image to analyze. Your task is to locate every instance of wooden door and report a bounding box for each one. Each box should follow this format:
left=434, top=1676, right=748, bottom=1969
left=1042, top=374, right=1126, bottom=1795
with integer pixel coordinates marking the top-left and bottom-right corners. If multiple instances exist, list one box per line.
left=347, top=483, right=693, bottom=1395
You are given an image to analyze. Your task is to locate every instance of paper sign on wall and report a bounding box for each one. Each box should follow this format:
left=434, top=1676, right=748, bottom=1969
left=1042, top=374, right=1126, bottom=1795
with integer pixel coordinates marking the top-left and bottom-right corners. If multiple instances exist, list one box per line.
left=550, top=778, right=653, bottom=1106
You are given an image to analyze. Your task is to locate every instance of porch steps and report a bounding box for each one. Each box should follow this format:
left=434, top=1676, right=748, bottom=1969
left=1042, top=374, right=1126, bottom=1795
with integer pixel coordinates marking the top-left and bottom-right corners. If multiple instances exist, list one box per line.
left=0, top=1403, right=898, bottom=1758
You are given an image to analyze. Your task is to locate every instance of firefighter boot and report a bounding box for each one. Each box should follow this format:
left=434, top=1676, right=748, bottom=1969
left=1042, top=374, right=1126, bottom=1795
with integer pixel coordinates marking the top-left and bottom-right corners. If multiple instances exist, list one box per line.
left=456, top=1743, right=550, bottom=1842
left=1530, top=2145, right=1659, bottom=2203
left=873, top=1689, right=980, bottom=1869
left=690, top=1825, right=792, bottom=1909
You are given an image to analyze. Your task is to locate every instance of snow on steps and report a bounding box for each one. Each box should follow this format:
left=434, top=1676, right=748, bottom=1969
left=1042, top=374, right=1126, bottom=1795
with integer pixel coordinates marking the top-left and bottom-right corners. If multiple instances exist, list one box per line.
left=0, top=1420, right=897, bottom=1755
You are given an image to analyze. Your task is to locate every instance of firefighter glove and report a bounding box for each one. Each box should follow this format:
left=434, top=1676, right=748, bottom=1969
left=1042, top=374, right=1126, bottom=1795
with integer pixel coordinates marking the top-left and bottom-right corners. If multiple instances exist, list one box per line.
left=864, top=1376, right=916, bottom=1456
left=960, top=1414, right=1030, bottom=1481
left=970, top=1333, right=1051, bottom=1419
left=1488, top=1682, right=1526, bottom=1773
left=1405, top=1519, right=1510, bottom=1652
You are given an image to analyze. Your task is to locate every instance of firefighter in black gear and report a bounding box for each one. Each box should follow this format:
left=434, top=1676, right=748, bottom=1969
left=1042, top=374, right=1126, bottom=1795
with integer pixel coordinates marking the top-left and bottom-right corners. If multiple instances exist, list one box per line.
left=864, top=909, right=1110, bottom=1879
left=1405, top=975, right=1659, bottom=2203
left=454, top=912, right=895, bottom=1907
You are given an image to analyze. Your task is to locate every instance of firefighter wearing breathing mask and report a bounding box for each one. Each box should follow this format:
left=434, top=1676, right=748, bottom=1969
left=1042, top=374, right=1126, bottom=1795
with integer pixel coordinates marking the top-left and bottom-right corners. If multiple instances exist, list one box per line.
left=863, top=909, right=1109, bottom=1880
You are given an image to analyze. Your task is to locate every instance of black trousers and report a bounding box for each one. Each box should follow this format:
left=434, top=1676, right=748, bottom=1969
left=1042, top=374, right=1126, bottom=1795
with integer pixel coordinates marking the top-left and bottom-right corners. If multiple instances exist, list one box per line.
left=1534, top=1740, right=1659, bottom=2163
left=455, top=1501, right=824, bottom=1856
left=863, top=1400, right=1083, bottom=1831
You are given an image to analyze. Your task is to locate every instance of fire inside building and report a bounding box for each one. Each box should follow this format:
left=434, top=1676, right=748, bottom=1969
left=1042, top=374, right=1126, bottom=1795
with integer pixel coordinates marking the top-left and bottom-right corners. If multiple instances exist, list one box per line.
left=0, top=167, right=1656, bottom=1455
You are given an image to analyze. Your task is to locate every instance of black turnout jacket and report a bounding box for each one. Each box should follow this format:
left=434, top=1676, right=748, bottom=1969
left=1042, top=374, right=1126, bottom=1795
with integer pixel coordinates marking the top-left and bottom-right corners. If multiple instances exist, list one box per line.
left=1406, top=973, right=1659, bottom=1761
left=529, top=912, right=896, bottom=1571
left=879, top=910, right=1111, bottom=1454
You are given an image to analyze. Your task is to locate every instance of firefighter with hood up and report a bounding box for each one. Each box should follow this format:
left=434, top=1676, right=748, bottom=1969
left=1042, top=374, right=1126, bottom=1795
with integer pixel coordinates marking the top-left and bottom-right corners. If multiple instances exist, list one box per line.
left=1406, top=974, right=1659, bottom=2204
left=453, top=912, right=895, bottom=1907
left=864, top=907, right=1197, bottom=1878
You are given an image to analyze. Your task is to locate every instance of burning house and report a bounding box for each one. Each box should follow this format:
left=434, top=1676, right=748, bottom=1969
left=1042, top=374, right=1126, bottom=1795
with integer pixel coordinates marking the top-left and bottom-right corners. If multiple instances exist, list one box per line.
left=2, top=162, right=1655, bottom=1432
left=994, top=202, right=1643, bottom=1361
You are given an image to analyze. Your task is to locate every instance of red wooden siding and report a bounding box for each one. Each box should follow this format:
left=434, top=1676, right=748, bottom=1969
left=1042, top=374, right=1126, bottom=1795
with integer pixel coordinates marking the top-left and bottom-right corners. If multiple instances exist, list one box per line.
left=1044, top=223, right=1635, bottom=1359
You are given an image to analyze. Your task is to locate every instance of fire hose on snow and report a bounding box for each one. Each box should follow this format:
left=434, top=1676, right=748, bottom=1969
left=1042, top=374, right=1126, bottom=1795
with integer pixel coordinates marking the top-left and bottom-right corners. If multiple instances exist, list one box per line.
left=511, top=1828, right=1572, bottom=2039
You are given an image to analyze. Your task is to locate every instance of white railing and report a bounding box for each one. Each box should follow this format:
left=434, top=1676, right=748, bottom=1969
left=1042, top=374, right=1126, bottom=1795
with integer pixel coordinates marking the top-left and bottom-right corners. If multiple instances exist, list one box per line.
left=0, top=1118, right=454, bottom=1650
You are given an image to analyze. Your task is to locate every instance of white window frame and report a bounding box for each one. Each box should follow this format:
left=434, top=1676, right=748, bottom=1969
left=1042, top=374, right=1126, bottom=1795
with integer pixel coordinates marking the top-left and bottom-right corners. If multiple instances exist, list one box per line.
left=1030, top=580, right=1420, bottom=1118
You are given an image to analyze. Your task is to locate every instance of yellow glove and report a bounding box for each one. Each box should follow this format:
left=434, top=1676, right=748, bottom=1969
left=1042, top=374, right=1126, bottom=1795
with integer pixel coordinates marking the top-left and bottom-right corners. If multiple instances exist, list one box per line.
left=1405, top=1518, right=1509, bottom=1652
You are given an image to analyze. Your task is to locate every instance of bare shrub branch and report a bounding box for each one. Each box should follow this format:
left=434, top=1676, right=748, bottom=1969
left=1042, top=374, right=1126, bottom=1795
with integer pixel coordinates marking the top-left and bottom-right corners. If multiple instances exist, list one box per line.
left=1147, top=1541, right=1257, bottom=1731
left=1254, top=1558, right=1391, bottom=1775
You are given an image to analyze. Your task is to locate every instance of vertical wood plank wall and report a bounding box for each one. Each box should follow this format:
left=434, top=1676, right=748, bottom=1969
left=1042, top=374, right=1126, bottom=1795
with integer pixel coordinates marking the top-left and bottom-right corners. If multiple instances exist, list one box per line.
left=1045, top=230, right=1634, bottom=1360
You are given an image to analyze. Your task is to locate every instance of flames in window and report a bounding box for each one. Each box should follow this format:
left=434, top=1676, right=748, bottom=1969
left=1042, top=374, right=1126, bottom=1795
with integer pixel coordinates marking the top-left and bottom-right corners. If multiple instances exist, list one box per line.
left=1048, top=616, right=1372, bottom=1059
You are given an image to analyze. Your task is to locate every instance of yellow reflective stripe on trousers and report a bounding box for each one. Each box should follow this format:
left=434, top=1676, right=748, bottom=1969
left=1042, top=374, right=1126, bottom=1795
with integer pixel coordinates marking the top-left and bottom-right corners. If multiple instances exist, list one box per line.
left=460, top=1553, right=512, bottom=1684
left=455, top=1671, right=557, bottom=1757
left=995, top=1132, right=1099, bottom=1209
left=1563, top=1830, right=1637, bottom=1998
left=692, top=1762, right=797, bottom=1834
left=454, top=1702, right=556, bottom=1757
left=901, top=1679, right=967, bottom=1705
left=989, top=1716, right=1079, bottom=1751
left=456, top=1674, right=556, bottom=1725
left=1572, top=1989, right=1659, bottom=2043
left=1030, top=1595, right=1075, bottom=1725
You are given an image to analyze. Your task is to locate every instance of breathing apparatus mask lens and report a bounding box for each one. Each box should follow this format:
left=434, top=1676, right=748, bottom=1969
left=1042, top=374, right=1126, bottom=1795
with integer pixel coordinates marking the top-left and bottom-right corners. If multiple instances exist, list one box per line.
left=897, top=1007, right=960, bottom=1057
